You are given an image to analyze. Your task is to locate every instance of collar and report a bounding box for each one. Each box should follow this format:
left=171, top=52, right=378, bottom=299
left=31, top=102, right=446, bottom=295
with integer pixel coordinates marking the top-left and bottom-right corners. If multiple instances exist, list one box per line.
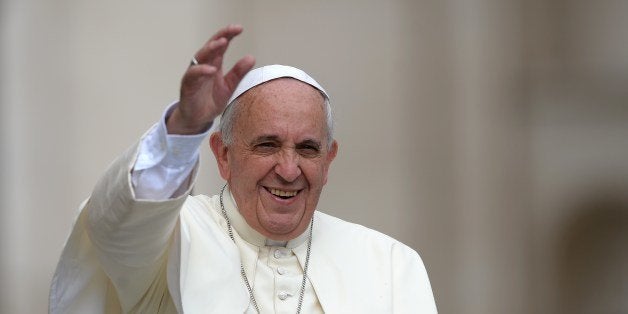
left=223, top=186, right=311, bottom=249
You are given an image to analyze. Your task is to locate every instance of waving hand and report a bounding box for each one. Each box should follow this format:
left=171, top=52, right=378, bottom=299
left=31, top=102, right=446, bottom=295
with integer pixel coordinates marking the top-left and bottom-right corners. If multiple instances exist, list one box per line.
left=167, top=25, right=255, bottom=134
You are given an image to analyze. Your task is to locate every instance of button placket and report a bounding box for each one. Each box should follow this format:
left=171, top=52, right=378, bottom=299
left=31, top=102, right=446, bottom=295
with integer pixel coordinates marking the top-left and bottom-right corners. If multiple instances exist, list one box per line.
left=273, top=248, right=290, bottom=259
left=277, top=291, right=293, bottom=300
left=271, top=248, right=301, bottom=310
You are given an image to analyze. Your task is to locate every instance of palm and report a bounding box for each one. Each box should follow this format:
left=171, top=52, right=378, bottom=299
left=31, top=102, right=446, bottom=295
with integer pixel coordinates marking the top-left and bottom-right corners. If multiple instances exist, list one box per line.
left=181, top=70, right=232, bottom=122
left=211, top=71, right=237, bottom=114
left=169, top=25, right=255, bottom=135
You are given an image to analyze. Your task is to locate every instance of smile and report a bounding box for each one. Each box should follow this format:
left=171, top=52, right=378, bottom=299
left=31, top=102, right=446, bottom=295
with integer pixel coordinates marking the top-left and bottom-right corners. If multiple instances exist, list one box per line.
left=265, top=187, right=300, bottom=199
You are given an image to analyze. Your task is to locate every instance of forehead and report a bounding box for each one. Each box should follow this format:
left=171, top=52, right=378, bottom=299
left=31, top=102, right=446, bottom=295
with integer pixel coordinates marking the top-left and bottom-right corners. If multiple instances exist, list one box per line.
left=233, top=78, right=327, bottom=137
left=241, top=78, right=325, bottom=108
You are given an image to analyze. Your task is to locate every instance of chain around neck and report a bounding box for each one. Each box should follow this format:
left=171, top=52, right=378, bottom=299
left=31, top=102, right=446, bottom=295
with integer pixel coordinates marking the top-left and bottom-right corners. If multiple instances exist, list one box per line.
left=219, top=183, right=313, bottom=314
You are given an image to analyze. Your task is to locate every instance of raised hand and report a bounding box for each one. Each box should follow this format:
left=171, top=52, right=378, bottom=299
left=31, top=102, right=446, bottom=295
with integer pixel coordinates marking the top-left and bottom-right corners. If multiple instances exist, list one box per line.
left=167, top=24, right=255, bottom=135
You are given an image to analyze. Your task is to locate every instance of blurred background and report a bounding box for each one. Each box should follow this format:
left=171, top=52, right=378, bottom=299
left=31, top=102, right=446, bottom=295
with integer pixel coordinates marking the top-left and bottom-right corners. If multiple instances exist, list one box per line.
left=2, top=0, right=627, bottom=313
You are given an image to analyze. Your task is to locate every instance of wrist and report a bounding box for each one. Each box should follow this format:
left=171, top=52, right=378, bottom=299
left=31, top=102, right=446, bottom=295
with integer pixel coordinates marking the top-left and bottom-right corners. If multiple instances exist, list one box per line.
left=166, top=106, right=212, bottom=135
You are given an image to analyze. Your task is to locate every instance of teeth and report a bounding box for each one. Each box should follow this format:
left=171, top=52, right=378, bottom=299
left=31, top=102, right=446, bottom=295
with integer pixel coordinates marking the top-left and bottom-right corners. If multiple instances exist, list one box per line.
left=269, top=188, right=298, bottom=197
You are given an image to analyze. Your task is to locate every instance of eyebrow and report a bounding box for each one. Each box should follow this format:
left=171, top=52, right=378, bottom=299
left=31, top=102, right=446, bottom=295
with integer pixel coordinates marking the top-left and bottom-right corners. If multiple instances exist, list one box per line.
left=297, top=139, right=322, bottom=149
left=250, top=135, right=322, bottom=148
left=250, top=135, right=281, bottom=145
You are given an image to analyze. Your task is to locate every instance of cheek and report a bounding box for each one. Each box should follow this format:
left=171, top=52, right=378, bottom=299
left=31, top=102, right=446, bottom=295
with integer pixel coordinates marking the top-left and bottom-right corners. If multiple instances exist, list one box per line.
left=232, top=156, right=277, bottom=181
left=303, top=162, right=329, bottom=188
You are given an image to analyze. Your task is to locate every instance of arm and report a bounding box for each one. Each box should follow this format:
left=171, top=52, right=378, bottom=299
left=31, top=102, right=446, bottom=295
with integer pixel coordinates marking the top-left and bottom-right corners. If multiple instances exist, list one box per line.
left=84, top=25, right=255, bottom=311
left=131, top=103, right=207, bottom=200
left=391, top=243, right=438, bottom=313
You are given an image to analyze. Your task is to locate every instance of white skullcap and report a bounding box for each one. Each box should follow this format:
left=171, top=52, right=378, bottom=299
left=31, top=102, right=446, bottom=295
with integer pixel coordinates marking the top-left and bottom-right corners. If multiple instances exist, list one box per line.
left=226, top=64, right=329, bottom=106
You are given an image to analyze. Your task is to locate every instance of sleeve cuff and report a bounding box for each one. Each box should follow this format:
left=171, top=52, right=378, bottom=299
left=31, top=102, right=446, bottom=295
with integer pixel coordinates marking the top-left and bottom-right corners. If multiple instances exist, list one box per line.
left=134, top=102, right=212, bottom=170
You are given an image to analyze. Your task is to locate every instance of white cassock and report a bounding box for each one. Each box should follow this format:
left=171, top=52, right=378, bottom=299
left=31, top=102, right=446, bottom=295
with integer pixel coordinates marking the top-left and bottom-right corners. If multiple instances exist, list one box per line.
left=50, top=64, right=437, bottom=313
left=49, top=136, right=437, bottom=313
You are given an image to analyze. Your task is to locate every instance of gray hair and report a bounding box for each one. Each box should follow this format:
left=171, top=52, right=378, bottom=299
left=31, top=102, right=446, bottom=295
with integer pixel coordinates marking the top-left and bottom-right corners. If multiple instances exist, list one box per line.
left=219, top=94, right=335, bottom=148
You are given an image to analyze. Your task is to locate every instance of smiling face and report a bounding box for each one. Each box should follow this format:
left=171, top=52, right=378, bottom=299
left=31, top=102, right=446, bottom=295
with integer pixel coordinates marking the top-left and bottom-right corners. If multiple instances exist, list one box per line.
left=210, top=78, right=338, bottom=240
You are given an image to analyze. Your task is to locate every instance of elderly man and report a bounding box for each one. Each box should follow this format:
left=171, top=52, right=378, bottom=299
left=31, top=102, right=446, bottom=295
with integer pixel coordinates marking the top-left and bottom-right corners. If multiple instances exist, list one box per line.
left=50, top=25, right=436, bottom=313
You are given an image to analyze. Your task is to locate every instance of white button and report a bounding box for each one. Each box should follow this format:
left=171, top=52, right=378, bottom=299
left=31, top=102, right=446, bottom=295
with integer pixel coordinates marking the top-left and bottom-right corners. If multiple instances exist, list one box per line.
left=278, top=291, right=291, bottom=300
left=277, top=267, right=287, bottom=275
left=274, top=249, right=288, bottom=259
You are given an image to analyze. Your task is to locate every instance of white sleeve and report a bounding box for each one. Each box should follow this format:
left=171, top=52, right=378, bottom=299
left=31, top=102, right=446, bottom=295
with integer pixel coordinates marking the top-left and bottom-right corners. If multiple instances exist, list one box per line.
left=132, top=102, right=212, bottom=200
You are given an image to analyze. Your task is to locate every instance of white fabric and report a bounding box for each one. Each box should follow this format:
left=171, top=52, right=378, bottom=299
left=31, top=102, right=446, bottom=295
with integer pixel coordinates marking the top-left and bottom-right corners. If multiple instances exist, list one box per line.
left=51, top=74, right=436, bottom=312
left=50, top=139, right=437, bottom=313
left=132, top=110, right=324, bottom=311
left=227, top=65, right=329, bottom=105
left=133, top=102, right=209, bottom=200
left=200, top=187, right=323, bottom=313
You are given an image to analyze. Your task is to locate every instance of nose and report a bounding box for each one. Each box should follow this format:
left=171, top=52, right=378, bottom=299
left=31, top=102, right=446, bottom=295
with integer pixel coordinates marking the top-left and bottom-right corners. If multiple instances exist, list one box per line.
left=274, top=149, right=302, bottom=182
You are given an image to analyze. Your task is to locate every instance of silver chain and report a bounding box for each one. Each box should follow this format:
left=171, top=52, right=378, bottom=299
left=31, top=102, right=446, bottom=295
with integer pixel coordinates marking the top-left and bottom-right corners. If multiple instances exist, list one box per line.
left=219, top=183, right=313, bottom=314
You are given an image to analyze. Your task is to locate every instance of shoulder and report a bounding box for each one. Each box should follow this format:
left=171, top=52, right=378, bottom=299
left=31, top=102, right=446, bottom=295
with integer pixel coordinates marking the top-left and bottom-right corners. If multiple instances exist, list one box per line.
left=309, top=211, right=435, bottom=311
left=314, top=211, right=419, bottom=257
left=183, top=193, right=216, bottom=209
left=315, top=210, right=401, bottom=244
left=177, top=194, right=225, bottom=229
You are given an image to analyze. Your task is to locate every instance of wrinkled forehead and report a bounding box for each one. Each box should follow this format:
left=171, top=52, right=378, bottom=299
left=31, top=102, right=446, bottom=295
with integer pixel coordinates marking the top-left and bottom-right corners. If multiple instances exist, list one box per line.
left=234, top=79, right=328, bottom=135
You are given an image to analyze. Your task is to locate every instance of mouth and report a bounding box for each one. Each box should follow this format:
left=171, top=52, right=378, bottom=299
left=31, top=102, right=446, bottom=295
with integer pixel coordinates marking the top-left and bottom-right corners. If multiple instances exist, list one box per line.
left=264, top=187, right=301, bottom=199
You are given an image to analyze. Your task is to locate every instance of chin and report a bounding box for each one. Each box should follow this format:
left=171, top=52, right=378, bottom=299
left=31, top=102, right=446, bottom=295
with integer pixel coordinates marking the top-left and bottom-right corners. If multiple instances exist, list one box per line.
left=261, top=210, right=311, bottom=239
left=263, top=214, right=301, bottom=233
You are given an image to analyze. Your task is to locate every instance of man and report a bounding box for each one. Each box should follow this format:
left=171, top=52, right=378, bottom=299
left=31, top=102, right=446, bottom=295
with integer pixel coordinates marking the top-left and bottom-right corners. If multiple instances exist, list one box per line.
left=50, top=25, right=436, bottom=313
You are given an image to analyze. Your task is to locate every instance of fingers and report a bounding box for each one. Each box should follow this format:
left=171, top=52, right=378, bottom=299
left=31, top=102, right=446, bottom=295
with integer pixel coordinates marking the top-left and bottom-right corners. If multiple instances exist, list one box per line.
left=194, top=24, right=244, bottom=66
left=185, top=64, right=217, bottom=79
left=223, top=55, right=256, bottom=91
left=181, top=25, right=254, bottom=115
left=180, top=64, right=218, bottom=92
left=209, top=24, right=243, bottom=42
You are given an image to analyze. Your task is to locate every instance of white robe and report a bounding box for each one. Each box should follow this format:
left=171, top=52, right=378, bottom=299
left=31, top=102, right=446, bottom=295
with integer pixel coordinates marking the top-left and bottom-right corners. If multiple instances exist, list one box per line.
left=49, top=143, right=437, bottom=313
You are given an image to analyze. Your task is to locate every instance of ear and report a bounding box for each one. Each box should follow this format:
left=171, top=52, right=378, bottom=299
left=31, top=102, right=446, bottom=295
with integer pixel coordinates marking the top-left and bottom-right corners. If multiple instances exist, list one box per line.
left=322, top=140, right=339, bottom=185
left=210, top=132, right=230, bottom=180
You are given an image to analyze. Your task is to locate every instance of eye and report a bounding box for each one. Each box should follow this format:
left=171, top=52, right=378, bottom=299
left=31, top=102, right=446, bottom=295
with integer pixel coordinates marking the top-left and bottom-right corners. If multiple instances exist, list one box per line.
left=253, top=141, right=279, bottom=153
left=297, top=143, right=321, bottom=158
